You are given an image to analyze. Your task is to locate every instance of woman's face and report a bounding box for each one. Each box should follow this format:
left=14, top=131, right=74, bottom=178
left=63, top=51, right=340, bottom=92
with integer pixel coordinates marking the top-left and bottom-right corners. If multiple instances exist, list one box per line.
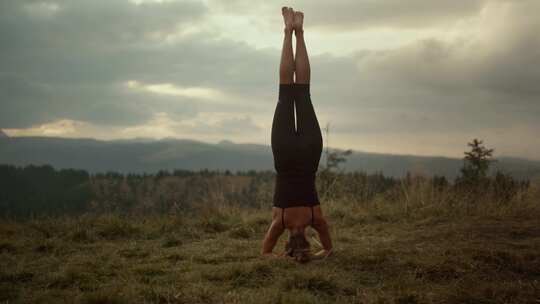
left=285, top=233, right=311, bottom=263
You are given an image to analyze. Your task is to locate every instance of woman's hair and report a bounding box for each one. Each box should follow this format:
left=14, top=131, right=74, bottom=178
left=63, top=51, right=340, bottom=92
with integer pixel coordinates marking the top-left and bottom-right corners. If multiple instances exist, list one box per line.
left=285, top=232, right=311, bottom=263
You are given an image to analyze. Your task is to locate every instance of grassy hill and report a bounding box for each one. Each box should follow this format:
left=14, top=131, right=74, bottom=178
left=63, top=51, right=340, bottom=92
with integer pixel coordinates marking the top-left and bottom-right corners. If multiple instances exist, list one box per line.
left=1, top=136, right=539, bottom=180
left=1, top=162, right=539, bottom=303
left=1, top=195, right=539, bottom=303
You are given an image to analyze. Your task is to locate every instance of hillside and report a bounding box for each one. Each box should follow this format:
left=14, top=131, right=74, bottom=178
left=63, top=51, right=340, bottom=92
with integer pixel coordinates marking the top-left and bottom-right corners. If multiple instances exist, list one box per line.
left=1, top=199, right=539, bottom=303
left=1, top=159, right=539, bottom=303
left=1, top=136, right=539, bottom=179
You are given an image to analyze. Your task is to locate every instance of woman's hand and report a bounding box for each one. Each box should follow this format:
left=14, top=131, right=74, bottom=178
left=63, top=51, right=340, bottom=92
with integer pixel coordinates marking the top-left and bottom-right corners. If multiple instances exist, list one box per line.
left=312, top=249, right=333, bottom=260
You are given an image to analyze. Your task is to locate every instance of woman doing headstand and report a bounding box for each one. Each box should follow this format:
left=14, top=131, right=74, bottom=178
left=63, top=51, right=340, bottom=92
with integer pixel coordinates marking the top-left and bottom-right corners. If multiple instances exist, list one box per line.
left=261, top=7, right=333, bottom=263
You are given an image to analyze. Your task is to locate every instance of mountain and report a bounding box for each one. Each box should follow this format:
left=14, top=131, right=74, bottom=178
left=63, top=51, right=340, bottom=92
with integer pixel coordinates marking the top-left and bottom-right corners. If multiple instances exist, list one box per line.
left=0, top=136, right=272, bottom=174
left=339, top=150, right=540, bottom=180
left=0, top=136, right=539, bottom=180
left=0, top=129, right=8, bottom=138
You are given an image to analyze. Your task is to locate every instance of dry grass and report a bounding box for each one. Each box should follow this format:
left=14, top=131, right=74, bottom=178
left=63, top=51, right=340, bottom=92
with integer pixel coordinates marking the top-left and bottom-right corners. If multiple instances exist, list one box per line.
left=1, top=181, right=540, bottom=303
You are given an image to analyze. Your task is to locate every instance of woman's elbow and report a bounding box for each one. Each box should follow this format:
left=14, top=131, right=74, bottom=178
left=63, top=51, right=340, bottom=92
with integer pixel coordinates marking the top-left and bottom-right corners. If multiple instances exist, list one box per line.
left=313, top=217, right=329, bottom=230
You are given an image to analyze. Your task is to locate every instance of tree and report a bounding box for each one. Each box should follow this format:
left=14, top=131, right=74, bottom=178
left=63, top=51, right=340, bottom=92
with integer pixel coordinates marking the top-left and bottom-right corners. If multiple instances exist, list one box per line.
left=319, top=122, right=352, bottom=201
left=459, top=138, right=495, bottom=184
left=321, top=122, right=352, bottom=172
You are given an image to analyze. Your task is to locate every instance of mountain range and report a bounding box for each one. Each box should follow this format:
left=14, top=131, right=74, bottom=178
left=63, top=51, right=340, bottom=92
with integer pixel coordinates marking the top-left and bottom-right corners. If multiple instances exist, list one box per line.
left=1, top=135, right=539, bottom=180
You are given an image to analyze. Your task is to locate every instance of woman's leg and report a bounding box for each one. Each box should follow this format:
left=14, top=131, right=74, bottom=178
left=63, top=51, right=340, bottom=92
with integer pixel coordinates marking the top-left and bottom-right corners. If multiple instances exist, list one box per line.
left=279, top=7, right=295, bottom=85
left=272, top=7, right=296, bottom=142
left=293, top=11, right=309, bottom=84
left=271, top=8, right=296, bottom=181
left=293, top=12, right=321, bottom=142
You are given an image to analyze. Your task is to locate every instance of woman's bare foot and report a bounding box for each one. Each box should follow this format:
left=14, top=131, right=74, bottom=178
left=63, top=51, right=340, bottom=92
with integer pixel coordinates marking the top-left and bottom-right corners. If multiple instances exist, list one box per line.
left=282, top=6, right=294, bottom=32
left=294, top=11, right=304, bottom=33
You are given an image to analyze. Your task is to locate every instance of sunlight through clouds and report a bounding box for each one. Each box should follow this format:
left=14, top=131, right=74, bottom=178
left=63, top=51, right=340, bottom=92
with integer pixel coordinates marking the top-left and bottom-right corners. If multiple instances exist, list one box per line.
left=4, top=120, right=86, bottom=137
left=125, top=80, right=226, bottom=100
left=119, top=111, right=263, bottom=142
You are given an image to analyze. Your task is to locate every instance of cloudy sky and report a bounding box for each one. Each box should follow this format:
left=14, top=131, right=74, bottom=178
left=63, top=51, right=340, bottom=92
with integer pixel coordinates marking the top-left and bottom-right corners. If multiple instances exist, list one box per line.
left=1, top=0, right=539, bottom=159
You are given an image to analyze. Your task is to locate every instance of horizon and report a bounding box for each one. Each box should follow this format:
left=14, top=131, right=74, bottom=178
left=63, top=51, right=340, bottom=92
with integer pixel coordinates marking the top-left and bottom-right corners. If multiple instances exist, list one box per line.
left=1, top=1, right=539, bottom=160
left=2, top=130, right=539, bottom=163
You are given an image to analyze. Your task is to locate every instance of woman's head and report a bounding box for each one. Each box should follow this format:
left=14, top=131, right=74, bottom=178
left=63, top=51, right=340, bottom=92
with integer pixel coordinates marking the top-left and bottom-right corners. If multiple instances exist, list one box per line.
left=285, top=232, right=311, bottom=263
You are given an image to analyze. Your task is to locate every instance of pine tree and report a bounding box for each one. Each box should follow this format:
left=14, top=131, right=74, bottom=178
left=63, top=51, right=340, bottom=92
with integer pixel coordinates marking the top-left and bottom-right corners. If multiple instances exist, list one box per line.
left=459, top=138, right=495, bottom=183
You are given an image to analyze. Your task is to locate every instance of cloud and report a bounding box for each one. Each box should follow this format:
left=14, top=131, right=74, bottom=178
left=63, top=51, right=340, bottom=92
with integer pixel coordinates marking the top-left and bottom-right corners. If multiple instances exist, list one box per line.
left=4, top=119, right=83, bottom=137
left=124, top=80, right=243, bottom=104
left=0, top=0, right=270, bottom=129
left=359, top=2, right=540, bottom=98
left=302, top=0, right=540, bottom=159
left=207, top=0, right=488, bottom=31
left=1, top=0, right=539, bottom=159
left=301, top=0, right=488, bottom=30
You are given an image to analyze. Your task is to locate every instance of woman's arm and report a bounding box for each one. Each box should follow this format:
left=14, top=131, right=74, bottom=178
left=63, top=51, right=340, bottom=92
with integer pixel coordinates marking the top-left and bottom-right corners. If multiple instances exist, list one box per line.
left=312, top=216, right=333, bottom=253
left=261, top=219, right=285, bottom=256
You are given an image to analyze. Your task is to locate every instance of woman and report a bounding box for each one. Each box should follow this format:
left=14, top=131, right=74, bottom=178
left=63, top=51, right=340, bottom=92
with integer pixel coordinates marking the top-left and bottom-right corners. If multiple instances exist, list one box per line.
left=261, top=7, right=333, bottom=263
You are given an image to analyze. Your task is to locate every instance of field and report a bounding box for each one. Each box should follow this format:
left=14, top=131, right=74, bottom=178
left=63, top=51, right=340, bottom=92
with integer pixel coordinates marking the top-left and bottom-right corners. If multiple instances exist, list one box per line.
left=1, top=191, right=540, bottom=304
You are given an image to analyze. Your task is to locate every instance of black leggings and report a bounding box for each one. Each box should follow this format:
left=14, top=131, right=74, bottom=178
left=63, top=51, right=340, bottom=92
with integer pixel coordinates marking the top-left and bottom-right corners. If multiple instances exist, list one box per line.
left=271, top=83, right=323, bottom=208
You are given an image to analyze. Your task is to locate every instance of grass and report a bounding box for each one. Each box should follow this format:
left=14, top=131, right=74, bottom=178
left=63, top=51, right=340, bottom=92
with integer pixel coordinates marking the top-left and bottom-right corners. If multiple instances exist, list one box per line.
left=1, top=196, right=539, bottom=303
